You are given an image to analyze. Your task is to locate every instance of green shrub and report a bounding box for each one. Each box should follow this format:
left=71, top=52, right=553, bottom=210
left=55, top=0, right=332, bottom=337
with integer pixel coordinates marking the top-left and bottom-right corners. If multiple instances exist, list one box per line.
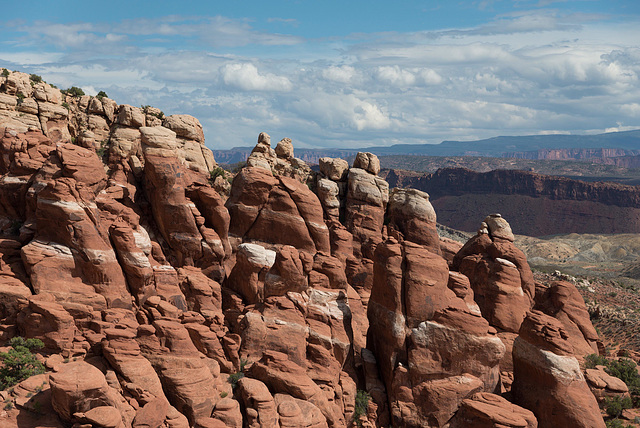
left=141, top=105, right=164, bottom=119
left=62, top=102, right=70, bottom=110
left=604, top=395, right=633, bottom=417
left=96, top=141, right=108, bottom=159
left=1, top=69, right=9, bottom=77
left=9, top=220, right=22, bottom=236
left=227, top=371, right=244, bottom=390
left=606, top=419, right=633, bottom=428
left=209, top=167, right=227, bottom=184
left=227, top=358, right=250, bottom=391
left=63, top=86, right=85, bottom=97
left=29, top=74, right=42, bottom=83
left=353, top=389, right=370, bottom=426
left=96, top=90, right=108, bottom=100
left=0, top=337, right=45, bottom=390
left=230, top=161, right=246, bottom=173
left=584, top=353, right=609, bottom=369
left=16, top=93, right=25, bottom=102
left=586, top=355, right=640, bottom=406
left=31, top=400, right=42, bottom=415
left=605, top=358, right=640, bottom=391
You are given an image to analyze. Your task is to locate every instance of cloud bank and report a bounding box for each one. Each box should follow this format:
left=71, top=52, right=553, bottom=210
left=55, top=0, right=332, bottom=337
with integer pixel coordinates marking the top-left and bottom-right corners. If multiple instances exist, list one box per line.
left=1, top=8, right=639, bottom=149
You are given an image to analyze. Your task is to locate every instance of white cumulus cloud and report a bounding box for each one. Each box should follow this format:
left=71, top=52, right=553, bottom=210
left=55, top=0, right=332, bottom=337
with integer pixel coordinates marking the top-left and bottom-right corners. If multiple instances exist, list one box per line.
left=221, top=63, right=293, bottom=92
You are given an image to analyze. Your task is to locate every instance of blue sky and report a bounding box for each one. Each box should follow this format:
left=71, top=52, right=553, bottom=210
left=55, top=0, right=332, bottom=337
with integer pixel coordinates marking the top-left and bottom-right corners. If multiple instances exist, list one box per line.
left=2, top=1, right=640, bottom=149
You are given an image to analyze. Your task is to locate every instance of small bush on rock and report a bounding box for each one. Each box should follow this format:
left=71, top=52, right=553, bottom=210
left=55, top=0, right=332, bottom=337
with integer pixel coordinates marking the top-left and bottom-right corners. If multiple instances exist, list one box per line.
left=96, top=141, right=109, bottom=159
left=585, top=353, right=609, bottom=369
left=606, top=419, right=633, bottom=428
left=209, top=167, right=227, bottom=185
left=586, top=354, right=640, bottom=406
left=96, top=90, right=108, bottom=100
left=604, top=395, right=633, bottom=417
left=353, top=389, right=370, bottom=427
left=0, top=337, right=45, bottom=390
left=63, top=86, right=85, bottom=97
left=227, top=358, right=249, bottom=391
left=606, top=358, right=640, bottom=389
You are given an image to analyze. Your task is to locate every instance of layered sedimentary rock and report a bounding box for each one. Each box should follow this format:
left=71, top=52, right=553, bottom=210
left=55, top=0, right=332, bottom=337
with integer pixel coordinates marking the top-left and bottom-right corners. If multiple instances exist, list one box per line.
left=534, top=280, right=599, bottom=358
left=385, top=167, right=640, bottom=235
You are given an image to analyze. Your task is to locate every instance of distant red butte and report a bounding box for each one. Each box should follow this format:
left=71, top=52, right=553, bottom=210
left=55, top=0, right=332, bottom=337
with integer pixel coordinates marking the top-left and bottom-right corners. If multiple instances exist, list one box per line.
left=383, top=167, right=640, bottom=236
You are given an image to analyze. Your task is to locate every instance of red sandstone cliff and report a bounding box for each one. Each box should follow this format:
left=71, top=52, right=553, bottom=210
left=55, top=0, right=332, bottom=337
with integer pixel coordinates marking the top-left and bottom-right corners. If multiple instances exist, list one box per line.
left=384, top=167, right=640, bottom=236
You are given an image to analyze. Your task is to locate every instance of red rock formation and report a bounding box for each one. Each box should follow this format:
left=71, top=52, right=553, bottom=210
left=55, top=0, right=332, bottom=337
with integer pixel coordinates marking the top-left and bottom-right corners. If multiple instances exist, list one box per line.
left=0, top=75, right=609, bottom=428
left=367, top=237, right=505, bottom=427
left=345, top=167, right=388, bottom=254
left=49, top=361, right=135, bottom=425
left=452, top=215, right=534, bottom=333
left=511, top=311, right=605, bottom=428
left=449, top=392, right=537, bottom=428
left=386, top=187, right=440, bottom=254
left=227, top=167, right=329, bottom=253
left=534, top=280, right=599, bottom=358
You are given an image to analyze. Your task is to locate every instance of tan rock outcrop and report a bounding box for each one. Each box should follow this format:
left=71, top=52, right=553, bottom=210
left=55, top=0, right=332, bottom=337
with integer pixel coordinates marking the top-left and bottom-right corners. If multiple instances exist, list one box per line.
left=245, top=132, right=312, bottom=183
left=345, top=166, right=388, bottom=257
left=387, top=187, right=440, bottom=253
left=353, top=152, right=380, bottom=175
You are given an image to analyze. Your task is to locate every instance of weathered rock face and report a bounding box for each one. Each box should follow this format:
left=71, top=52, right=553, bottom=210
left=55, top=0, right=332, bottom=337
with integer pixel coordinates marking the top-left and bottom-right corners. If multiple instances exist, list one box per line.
left=452, top=215, right=535, bottom=333
left=0, top=70, right=217, bottom=176
left=449, top=392, right=537, bottom=428
left=49, top=361, right=135, bottom=425
left=534, top=280, right=599, bottom=358
left=345, top=167, right=388, bottom=253
left=226, top=166, right=330, bottom=254
left=245, top=132, right=312, bottom=183
left=366, top=236, right=506, bottom=427
left=511, top=311, right=605, bottom=428
left=386, top=187, right=440, bottom=254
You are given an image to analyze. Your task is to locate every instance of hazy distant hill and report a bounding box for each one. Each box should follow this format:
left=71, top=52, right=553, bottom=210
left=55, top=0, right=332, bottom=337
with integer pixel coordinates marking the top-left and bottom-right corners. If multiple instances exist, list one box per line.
left=370, top=130, right=640, bottom=156
left=214, top=129, right=640, bottom=163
